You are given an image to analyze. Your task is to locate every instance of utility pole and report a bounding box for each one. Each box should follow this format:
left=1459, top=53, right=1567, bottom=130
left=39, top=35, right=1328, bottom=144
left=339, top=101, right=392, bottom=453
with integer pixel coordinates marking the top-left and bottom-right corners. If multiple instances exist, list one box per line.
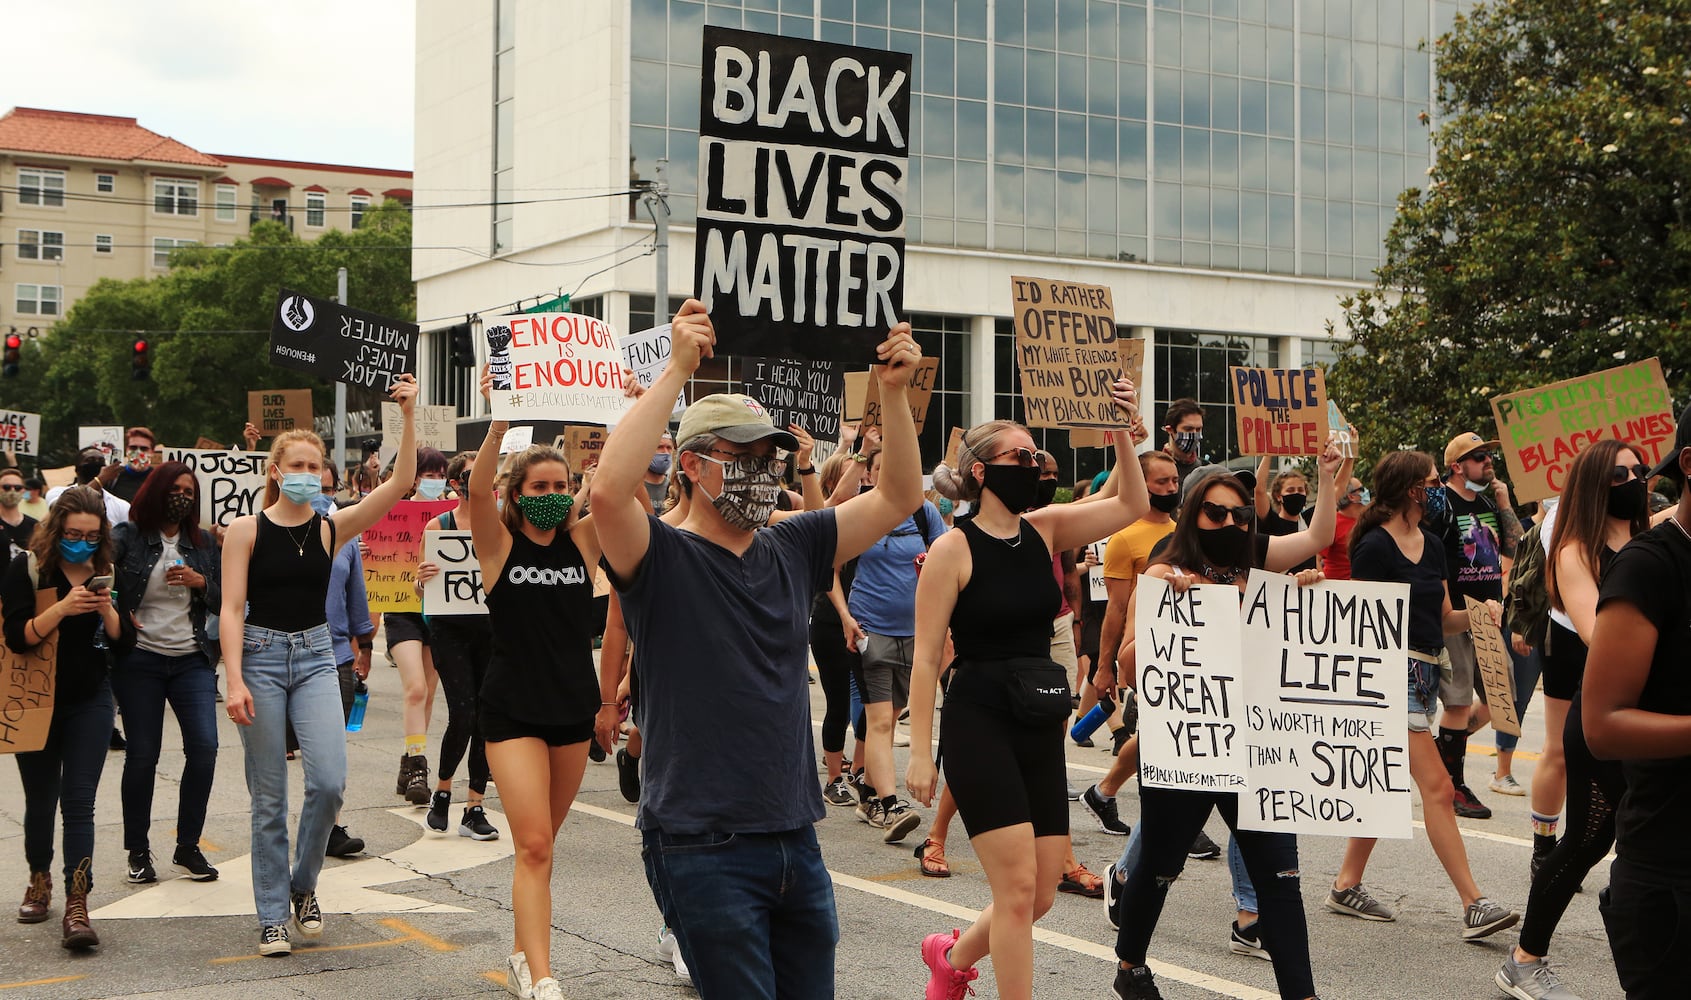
left=335, top=267, right=348, bottom=475
left=645, top=159, right=671, bottom=324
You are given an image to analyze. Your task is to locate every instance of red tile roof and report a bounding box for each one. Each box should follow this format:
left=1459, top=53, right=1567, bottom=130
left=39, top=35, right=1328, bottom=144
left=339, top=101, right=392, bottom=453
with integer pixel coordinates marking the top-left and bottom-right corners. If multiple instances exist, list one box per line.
left=211, top=176, right=238, bottom=185
left=303, top=183, right=329, bottom=193
left=0, top=107, right=224, bottom=168
left=382, top=188, right=413, bottom=199
left=348, top=187, right=372, bottom=196
left=217, top=154, right=410, bottom=179
left=250, top=176, right=293, bottom=188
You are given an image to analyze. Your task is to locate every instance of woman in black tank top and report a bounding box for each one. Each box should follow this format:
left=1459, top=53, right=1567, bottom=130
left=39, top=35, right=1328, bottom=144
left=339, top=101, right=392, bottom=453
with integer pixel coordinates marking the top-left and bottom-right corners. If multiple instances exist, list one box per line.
left=469, top=371, right=608, bottom=1000
left=903, top=387, right=1149, bottom=1000
left=219, top=375, right=420, bottom=957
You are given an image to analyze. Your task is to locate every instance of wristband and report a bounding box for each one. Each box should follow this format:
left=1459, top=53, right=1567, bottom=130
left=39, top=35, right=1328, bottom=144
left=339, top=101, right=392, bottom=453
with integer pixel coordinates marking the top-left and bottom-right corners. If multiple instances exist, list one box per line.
left=797, top=466, right=816, bottom=475
left=600, top=701, right=617, bottom=707
left=851, top=454, right=868, bottom=465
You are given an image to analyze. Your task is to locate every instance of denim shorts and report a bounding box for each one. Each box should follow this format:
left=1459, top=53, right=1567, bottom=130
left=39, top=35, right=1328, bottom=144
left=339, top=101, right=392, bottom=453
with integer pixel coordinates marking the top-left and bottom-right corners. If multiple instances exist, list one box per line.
left=1407, top=654, right=1440, bottom=733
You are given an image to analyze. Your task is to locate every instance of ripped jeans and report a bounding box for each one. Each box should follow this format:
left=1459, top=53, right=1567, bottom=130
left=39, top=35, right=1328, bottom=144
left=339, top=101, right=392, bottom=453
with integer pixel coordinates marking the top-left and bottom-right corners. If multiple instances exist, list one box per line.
left=1115, top=785, right=1315, bottom=1000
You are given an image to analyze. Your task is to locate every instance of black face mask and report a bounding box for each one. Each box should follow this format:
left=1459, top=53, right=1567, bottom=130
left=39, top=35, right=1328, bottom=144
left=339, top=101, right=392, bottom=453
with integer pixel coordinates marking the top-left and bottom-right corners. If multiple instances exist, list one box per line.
left=981, top=464, right=1042, bottom=514
left=1280, top=493, right=1307, bottom=517
left=1608, top=478, right=1648, bottom=521
left=75, top=460, right=104, bottom=482
left=1197, top=525, right=1252, bottom=568
left=1033, top=478, right=1059, bottom=509
left=1149, top=491, right=1181, bottom=514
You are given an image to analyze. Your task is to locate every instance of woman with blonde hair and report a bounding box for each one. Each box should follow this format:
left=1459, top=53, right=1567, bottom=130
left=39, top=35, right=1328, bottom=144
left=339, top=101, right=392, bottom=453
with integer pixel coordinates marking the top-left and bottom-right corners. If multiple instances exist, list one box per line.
left=220, top=374, right=419, bottom=957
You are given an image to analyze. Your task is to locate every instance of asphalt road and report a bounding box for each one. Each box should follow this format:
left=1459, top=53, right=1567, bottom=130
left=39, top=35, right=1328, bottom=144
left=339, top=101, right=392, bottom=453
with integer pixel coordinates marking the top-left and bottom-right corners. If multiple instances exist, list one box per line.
left=0, top=652, right=1621, bottom=1000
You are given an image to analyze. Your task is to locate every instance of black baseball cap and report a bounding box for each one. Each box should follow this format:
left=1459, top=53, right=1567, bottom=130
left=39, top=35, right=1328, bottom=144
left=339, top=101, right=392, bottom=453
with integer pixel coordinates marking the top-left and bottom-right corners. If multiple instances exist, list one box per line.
left=1649, top=402, right=1691, bottom=481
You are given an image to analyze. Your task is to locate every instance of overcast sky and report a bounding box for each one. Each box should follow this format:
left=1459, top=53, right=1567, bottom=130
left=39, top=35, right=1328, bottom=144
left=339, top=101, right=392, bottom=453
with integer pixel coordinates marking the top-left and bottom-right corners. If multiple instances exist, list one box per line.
left=8, top=0, right=414, bottom=170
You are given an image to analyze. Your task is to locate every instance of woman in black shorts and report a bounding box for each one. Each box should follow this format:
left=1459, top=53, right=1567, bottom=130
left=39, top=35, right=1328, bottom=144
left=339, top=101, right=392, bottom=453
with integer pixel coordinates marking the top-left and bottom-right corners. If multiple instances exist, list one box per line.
left=906, top=381, right=1148, bottom=1000
left=470, top=371, right=605, bottom=1000
left=388, top=447, right=450, bottom=804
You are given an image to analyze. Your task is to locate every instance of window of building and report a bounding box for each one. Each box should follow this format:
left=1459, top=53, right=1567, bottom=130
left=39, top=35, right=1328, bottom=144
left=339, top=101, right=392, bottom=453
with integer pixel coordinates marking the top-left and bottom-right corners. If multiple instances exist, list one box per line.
left=15, top=284, right=62, bottom=316
left=350, top=195, right=370, bottom=230
left=492, top=0, right=515, bottom=254
left=16, top=230, right=64, bottom=261
left=1154, top=328, right=1281, bottom=463
left=153, top=179, right=199, bottom=216
left=215, top=184, right=238, bottom=222
left=306, top=191, right=326, bottom=227
left=96, top=173, right=115, bottom=193
left=95, top=234, right=113, bottom=254
left=152, top=237, right=196, bottom=269
left=18, top=169, right=65, bottom=207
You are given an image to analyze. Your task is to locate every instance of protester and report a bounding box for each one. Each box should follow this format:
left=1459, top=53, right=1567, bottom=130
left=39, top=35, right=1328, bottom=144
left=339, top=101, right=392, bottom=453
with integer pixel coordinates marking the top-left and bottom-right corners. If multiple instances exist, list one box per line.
left=1320, top=476, right=1365, bottom=580
left=110, top=461, right=221, bottom=885
left=5, top=486, right=121, bottom=948
left=316, top=467, right=369, bottom=859
left=98, top=427, right=157, bottom=503
left=0, top=466, right=38, bottom=560
left=20, top=476, right=50, bottom=521
left=49, top=448, right=131, bottom=527
left=1160, top=398, right=1206, bottom=494
left=906, top=390, right=1149, bottom=1000
left=219, top=374, right=419, bottom=957
left=1257, top=466, right=1317, bottom=572
left=812, top=452, right=864, bottom=809
left=1329, top=450, right=1519, bottom=941
left=1583, top=404, right=1691, bottom=999
left=389, top=447, right=450, bottom=805
left=642, top=432, right=675, bottom=510
left=595, top=300, right=925, bottom=1000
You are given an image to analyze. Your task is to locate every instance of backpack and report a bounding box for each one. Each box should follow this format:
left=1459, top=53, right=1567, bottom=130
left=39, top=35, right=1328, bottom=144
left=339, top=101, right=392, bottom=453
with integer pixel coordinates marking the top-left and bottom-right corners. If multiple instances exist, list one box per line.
left=840, top=503, right=936, bottom=598
left=1505, top=520, right=1551, bottom=652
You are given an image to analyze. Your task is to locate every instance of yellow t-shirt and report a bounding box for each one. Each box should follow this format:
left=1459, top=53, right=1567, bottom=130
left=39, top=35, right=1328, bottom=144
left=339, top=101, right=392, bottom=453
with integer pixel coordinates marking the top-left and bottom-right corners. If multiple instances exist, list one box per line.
left=1102, top=518, right=1176, bottom=580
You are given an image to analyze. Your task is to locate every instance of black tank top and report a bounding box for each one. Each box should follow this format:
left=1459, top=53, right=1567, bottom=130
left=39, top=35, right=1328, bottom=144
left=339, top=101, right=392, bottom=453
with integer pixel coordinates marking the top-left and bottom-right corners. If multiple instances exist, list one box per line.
left=950, top=518, right=1061, bottom=661
left=246, top=512, right=333, bottom=633
left=481, top=528, right=598, bottom=724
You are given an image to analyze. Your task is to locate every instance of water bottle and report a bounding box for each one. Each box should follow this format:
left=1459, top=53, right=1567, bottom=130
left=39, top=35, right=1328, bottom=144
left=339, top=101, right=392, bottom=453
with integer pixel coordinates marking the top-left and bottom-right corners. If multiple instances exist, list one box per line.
left=1070, top=696, right=1116, bottom=744
left=92, top=589, right=112, bottom=651
left=168, top=559, right=186, bottom=597
left=346, top=681, right=369, bottom=732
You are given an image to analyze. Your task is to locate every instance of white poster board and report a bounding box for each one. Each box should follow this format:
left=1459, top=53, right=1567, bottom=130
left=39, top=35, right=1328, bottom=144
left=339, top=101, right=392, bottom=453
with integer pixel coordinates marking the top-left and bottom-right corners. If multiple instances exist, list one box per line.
left=381, top=403, right=457, bottom=464
left=79, top=425, right=124, bottom=459
left=1087, top=541, right=1107, bottom=603
left=421, top=530, right=486, bottom=616
left=621, top=323, right=688, bottom=416
left=160, top=448, right=269, bottom=527
left=0, top=410, right=42, bottom=456
left=1134, top=575, right=1246, bottom=792
left=498, top=426, right=534, bottom=455
left=487, top=313, right=636, bottom=424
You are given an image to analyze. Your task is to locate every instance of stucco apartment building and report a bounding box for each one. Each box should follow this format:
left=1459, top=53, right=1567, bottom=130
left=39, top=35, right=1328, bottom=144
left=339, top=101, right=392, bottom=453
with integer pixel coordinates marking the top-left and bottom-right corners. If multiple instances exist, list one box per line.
left=0, top=106, right=412, bottom=333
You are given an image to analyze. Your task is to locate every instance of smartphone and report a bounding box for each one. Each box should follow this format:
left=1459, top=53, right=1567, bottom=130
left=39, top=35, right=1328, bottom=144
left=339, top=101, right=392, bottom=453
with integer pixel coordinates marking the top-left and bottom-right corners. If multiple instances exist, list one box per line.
left=88, top=575, right=114, bottom=593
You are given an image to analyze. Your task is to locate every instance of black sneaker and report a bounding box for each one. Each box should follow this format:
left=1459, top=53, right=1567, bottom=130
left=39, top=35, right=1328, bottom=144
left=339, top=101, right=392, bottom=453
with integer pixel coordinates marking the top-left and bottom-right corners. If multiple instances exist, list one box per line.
left=426, top=790, right=451, bottom=832
left=1112, top=964, right=1164, bottom=1000
left=848, top=770, right=874, bottom=805
left=822, top=775, right=856, bottom=807
left=616, top=748, right=641, bottom=803
left=1082, top=784, right=1131, bottom=835
left=1104, top=862, right=1124, bottom=931
left=1229, top=920, right=1270, bottom=961
left=1188, top=830, right=1222, bottom=860
left=588, top=739, right=607, bottom=763
left=404, top=755, right=432, bottom=806
left=459, top=805, right=500, bottom=841
left=1453, top=783, right=1493, bottom=820
left=109, top=727, right=127, bottom=752
left=290, top=890, right=323, bottom=940
left=173, top=845, right=219, bottom=882
left=127, top=849, right=157, bottom=884
left=326, top=825, right=364, bottom=858
left=1112, top=726, right=1132, bottom=757
left=259, top=923, right=291, bottom=956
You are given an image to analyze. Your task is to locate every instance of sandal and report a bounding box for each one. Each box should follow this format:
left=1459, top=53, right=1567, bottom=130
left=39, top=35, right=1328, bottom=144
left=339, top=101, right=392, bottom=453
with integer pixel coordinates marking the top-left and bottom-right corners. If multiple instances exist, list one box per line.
left=914, top=838, right=951, bottom=878
left=1059, top=862, right=1105, bottom=898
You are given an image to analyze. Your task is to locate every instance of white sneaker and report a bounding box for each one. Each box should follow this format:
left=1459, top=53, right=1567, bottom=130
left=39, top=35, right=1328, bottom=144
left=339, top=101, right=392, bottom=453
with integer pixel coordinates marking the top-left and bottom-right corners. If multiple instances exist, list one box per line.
left=893, top=728, right=911, bottom=747
left=506, top=951, right=533, bottom=998
left=531, top=977, right=565, bottom=1000
left=1489, top=773, right=1526, bottom=796
left=656, top=926, right=692, bottom=982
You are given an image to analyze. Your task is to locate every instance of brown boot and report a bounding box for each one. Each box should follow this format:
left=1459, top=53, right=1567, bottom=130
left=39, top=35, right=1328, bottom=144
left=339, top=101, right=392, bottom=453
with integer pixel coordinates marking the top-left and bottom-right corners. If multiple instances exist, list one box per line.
left=17, top=871, right=50, bottom=924
left=61, top=863, right=96, bottom=950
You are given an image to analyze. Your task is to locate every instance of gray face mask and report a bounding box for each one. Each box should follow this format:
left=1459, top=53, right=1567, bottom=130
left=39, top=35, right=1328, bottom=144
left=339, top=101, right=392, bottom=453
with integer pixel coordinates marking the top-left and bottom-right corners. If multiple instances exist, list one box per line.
left=699, top=455, right=781, bottom=531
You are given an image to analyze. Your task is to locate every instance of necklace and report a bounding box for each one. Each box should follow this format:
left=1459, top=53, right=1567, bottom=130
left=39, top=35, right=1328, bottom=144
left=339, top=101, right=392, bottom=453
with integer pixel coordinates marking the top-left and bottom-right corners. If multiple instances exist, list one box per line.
left=280, top=518, right=314, bottom=557
left=1195, top=561, right=1243, bottom=585
left=977, top=521, right=1022, bottom=547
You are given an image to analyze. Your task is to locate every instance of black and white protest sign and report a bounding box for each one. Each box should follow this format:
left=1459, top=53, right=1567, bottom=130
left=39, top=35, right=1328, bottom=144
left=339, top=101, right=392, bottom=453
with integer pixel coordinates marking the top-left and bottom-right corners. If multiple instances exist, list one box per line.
left=269, top=288, right=419, bottom=390
left=1135, top=575, right=1246, bottom=792
left=161, top=448, right=268, bottom=528
left=0, top=410, right=41, bottom=456
left=740, top=358, right=842, bottom=441
left=1240, top=573, right=1412, bottom=838
left=422, top=530, right=486, bottom=616
left=696, top=26, right=911, bottom=362
left=621, top=324, right=687, bottom=417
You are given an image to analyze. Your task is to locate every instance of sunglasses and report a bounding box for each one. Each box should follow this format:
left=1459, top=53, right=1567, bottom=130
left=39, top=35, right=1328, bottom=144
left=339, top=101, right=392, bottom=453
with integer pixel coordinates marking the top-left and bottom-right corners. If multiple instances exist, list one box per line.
left=1459, top=450, right=1493, bottom=464
left=984, top=447, right=1040, bottom=467
left=1612, top=463, right=1651, bottom=485
left=1198, top=501, right=1255, bottom=526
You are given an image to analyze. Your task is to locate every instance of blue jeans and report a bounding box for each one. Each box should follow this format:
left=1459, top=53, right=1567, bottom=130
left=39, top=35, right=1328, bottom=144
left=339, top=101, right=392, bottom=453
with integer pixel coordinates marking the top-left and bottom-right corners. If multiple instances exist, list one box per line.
left=237, top=623, right=345, bottom=927
left=111, top=647, right=218, bottom=851
left=1117, top=819, right=1255, bottom=913
left=1495, top=645, right=1542, bottom=754
left=15, top=684, right=115, bottom=887
left=641, top=826, right=838, bottom=1000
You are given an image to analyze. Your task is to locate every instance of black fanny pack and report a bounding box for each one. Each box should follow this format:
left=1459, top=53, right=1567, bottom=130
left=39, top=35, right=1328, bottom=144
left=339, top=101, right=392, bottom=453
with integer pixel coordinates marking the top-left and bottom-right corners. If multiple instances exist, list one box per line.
left=1002, top=656, right=1072, bottom=726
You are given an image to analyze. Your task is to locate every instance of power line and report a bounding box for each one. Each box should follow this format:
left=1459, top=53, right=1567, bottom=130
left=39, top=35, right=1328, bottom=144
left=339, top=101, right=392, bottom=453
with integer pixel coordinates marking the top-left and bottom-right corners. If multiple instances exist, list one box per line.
left=0, top=185, right=641, bottom=213
left=5, top=233, right=657, bottom=267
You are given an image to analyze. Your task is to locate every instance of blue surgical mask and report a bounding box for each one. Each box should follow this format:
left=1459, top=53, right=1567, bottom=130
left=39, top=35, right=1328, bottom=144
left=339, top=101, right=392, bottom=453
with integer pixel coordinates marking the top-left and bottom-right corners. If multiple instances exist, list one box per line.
left=936, top=497, right=955, bottom=517
left=1359, top=488, right=1372, bottom=506
left=58, top=539, right=96, bottom=564
left=648, top=453, right=672, bottom=476
left=279, top=472, right=320, bottom=505
left=309, top=494, right=337, bottom=516
left=416, top=478, right=447, bottom=500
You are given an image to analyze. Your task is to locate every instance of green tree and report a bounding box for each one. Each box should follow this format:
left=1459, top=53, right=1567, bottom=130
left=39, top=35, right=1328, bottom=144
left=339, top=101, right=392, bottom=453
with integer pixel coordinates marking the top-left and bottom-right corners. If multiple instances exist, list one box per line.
left=1329, top=0, right=1691, bottom=466
left=0, top=201, right=415, bottom=468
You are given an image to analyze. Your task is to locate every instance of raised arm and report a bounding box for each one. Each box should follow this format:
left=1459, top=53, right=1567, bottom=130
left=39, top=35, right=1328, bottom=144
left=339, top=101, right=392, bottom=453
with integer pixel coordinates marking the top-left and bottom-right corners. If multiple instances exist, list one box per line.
left=1254, top=456, right=1273, bottom=520
left=1032, top=380, right=1149, bottom=552
left=791, top=425, right=824, bottom=511
left=832, top=326, right=923, bottom=564
left=331, top=374, right=419, bottom=540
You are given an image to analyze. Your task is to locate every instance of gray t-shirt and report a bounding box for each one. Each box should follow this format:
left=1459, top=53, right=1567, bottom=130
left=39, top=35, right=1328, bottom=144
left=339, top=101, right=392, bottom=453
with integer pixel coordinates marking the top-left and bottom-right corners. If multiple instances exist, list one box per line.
left=136, top=534, right=197, bottom=655
left=616, top=510, right=837, bottom=834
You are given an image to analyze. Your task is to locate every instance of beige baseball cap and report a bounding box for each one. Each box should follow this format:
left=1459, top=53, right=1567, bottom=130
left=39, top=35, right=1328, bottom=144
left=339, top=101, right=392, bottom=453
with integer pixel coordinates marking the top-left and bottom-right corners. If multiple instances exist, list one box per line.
left=675, top=394, right=800, bottom=451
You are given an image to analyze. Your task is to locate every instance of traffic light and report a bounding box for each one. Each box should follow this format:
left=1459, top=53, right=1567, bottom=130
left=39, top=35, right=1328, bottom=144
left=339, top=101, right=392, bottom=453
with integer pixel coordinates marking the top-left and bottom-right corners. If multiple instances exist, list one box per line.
left=132, top=338, right=151, bottom=380
left=446, top=322, right=475, bottom=368
left=3, top=334, right=20, bottom=379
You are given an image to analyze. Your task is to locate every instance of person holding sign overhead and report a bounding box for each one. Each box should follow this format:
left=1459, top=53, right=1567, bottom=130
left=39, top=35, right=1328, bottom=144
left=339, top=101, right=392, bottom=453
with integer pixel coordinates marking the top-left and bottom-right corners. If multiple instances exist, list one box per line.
left=219, top=373, right=421, bottom=958
left=387, top=447, right=450, bottom=807
left=906, top=389, right=1150, bottom=1000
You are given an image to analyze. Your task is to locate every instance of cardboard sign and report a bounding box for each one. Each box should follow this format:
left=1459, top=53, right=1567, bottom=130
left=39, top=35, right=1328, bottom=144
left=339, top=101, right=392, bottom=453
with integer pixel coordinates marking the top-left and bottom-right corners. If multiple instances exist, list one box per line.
left=1327, top=400, right=1357, bottom=460
left=363, top=499, right=458, bottom=612
left=944, top=427, right=964, bottom=469
left=695, top=26, right=912, bottom=361
left=422, top=530, right=486, bottom=616
left=1489, top=358, right=1675, bottom=503
left=269, top=288, right=419, bottom=390
left=485, top=313, right=634, bottom=425
left=381, top=403, right=457, bottom=459
left=564, top=426, right=608, bottom=472
left=860, top=357, right=938, bottom=433
left=1070, top=429, right=1110, bottom=449
left=1239, top=573, right=1412, bottom=839
left=1229, top=367, right=1330, bottom=456
left=498, top=426, right=534, bottom=454
left=247, top=390, right=313, bottom=436
left=79, top=425, right=123, bottom=459
left=1010, top=276, right=1140, bottom=430
left=160, top=448, right=269, bottom=527
left=621, top=323, right=687, bottom=416
left=41, top=467, right=74, bottom=490
left=1135, top=575, right=1247, bottom=792
left=194, top=436, right=224, bottom=451
left=1087, top=542, right=1107, bottom=603
left=0, top=410, right=41, bottom=456
left=0, top=591, right=57, bottom=754
left=741, top=358, right=843, bottom=442
left=1466, top=596, right=1521, bottom=738
left=843, top=371, right=869, bottom=422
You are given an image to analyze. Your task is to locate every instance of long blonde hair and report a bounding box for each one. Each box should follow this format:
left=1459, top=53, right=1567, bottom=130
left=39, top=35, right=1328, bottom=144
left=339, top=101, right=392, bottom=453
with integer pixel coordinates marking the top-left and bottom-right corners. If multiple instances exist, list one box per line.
left=263, top=430, right=328, bottom=508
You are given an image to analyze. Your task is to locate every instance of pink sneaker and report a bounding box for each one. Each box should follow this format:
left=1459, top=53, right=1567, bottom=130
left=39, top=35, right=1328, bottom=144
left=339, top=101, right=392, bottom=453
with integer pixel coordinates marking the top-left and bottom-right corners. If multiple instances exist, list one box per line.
left=921, top=929, right=979, bottom=1000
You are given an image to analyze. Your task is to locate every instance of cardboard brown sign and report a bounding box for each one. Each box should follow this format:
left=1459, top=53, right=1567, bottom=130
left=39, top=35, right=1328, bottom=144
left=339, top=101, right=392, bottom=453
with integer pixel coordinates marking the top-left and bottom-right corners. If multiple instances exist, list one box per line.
left=248, top=390, right=313, bottom=436
left=843, top=371, right=869, bottom=422
left=944, top=427, right=964, bottom=469
left=564, top=425, right=608, bottom=473
left=861, top=357, right=939, bottom=434
left=41, top=467, right=74, bottom=490
left=0, top=591, right=59, bottom=754
left=1069, top=429, right=1110, bottom=449
left=194, top=436, right=225, bottom=451
left=1010, top=276, right=1139, bottom=430
left=1465, top=596, right=1521, bottom=738
left=1489, top=358, right=1675, bottom=504
left=1229, top=367, right=1330, bottom=456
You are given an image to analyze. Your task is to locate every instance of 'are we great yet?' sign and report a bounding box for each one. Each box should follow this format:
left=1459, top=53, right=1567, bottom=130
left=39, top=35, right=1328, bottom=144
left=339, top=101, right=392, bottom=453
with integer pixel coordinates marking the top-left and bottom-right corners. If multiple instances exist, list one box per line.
left=696, top=27, right=911, bottom=362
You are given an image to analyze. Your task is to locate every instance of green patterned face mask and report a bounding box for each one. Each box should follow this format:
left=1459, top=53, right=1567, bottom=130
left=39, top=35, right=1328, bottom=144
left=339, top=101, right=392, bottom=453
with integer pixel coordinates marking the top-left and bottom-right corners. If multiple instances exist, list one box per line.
left=514, top=491, right=573, bottom=530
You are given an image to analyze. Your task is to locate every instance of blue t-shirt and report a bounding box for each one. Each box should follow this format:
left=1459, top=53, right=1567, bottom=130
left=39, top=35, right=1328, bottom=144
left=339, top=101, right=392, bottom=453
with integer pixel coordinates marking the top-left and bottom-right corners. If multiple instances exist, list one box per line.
left=847, top=501, right=946, bottom=636
left=616, top=511, right=837, bottom=834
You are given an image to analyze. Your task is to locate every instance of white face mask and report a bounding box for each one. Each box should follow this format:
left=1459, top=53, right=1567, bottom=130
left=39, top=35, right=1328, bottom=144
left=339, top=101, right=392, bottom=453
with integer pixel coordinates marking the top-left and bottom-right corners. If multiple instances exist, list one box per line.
left=416, top=478, right=447, bottom=500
